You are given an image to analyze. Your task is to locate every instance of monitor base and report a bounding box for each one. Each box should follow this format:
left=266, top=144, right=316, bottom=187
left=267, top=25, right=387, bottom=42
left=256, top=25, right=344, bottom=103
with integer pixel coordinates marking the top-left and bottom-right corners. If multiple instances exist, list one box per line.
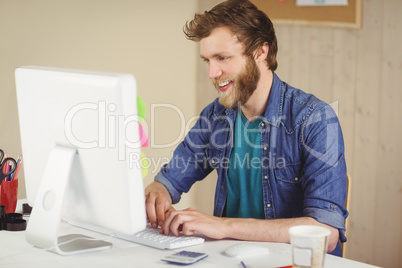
left=25, top=145, right=112, bottom=255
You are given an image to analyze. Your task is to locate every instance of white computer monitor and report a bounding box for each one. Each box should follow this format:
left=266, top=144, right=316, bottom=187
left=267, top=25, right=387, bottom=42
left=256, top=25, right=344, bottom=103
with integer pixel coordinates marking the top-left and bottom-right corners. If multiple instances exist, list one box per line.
left=15, top=66, right=146, bottom=255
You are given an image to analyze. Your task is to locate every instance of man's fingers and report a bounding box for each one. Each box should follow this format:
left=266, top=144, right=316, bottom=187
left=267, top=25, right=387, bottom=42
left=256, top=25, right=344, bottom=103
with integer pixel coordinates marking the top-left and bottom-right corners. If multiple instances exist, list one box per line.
left=181, top=222, right=196, bottom=236
left=161, top=210, right=176, bottom=235
left=145, top=192, right=174, bottom=228
left=145, top=193, right=158, bottom=228
left=169, top=214, right=188, bottom=236
left=155, top=193, right=173, bottom=226
left=163, top=211, right=195, bottom=236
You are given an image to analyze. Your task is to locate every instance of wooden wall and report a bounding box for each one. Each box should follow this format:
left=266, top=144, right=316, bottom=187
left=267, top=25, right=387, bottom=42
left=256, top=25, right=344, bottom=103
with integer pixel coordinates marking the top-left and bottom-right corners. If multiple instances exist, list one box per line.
left=194, top=1, right=402, bottom=267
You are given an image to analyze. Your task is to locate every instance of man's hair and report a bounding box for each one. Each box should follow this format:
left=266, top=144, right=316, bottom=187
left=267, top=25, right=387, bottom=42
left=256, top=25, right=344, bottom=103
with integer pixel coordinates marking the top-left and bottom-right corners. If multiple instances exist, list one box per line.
left=184, top=0, right=278, bottom=71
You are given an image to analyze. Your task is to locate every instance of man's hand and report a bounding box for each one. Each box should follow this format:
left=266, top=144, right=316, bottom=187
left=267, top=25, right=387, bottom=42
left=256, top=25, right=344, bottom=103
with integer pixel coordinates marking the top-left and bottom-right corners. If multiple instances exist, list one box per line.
left=160, top=207, right=339, bottom=253
left=145, top=181, right=175, bottom=228
left=161, top=208, right=227, bottom=239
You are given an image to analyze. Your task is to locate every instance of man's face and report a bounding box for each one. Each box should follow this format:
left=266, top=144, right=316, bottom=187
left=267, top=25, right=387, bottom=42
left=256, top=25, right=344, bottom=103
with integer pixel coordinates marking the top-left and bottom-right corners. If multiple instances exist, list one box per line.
left=200, top=27, right=260, bottom=108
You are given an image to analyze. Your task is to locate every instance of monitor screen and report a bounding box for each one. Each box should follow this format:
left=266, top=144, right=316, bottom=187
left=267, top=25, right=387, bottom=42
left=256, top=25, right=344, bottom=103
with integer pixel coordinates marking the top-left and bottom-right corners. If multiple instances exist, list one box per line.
left=15, top=66, right=146, bottom=255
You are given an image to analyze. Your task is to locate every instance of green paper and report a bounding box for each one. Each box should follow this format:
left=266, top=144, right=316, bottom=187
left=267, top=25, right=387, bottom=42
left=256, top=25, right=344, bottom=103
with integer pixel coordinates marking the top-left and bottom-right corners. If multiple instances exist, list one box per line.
left=137, top=95, right=146, bottom=122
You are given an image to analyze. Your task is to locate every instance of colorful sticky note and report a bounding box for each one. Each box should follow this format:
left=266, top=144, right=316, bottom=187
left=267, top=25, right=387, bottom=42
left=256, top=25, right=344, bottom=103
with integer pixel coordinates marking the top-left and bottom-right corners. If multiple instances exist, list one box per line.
left=139, top=123, right=149, bottom=147
left=137, top=95, right=146, bottom=122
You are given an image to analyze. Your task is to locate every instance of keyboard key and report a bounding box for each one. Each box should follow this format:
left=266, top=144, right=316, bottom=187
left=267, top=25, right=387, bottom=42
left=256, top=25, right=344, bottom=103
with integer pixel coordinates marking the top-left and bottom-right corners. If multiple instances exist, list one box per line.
left=115, top=226, right=204, bottom=249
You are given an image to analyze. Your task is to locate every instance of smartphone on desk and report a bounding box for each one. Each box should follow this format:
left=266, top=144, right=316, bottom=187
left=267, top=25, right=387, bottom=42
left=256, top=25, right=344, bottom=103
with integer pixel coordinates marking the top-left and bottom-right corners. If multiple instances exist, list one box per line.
left=161, top=250, right=208, bottom=265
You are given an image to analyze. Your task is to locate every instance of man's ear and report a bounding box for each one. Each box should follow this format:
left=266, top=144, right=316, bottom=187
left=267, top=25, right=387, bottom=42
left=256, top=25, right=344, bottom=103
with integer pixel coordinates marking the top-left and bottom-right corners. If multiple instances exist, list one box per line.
left=255, top=42, right=269, bottom=63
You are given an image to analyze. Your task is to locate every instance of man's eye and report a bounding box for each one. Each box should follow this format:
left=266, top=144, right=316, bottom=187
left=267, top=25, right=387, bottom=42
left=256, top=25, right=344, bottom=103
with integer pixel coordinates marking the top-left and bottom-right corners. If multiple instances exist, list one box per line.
left=219, top=57, right=228, bottom=61
left=203, top=58, right=209, bottom=63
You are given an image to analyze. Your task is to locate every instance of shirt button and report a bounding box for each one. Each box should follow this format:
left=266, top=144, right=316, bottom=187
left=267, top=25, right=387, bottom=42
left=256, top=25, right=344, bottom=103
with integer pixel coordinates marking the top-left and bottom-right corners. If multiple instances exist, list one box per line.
left=266, top=203, right=271, bottom=208
left=264, top=175, right=268, bottom=180
left=261, top=122, right=265, bottom=127
left=264, top=147, right=267, bottom=151
left=295, top=177, right=299, bottom=181
left=211, top=160, right=215, bottom=164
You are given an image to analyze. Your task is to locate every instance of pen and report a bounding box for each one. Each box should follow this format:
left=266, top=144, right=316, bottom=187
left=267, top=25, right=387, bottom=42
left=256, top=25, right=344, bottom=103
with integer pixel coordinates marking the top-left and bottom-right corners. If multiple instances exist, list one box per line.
left=11, top=156, right=20, bottom=181
left=240, top=261, right=247, bottom=268
left=11, top=156, right=22, bottom=181
left=10, top=157, right=18, bottom=180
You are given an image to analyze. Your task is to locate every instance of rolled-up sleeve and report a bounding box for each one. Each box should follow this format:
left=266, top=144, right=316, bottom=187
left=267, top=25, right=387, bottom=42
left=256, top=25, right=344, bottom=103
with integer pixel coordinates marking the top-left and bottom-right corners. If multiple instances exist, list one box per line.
left=301, top=104, right=349, bottom=242
left=304, top=207, right=347, bottom=242
left=154, top=171, right=182, bottom=204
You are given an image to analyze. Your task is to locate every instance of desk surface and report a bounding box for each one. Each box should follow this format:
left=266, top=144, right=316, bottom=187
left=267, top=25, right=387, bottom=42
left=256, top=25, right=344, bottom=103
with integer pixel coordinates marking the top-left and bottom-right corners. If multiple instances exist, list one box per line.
left=0, top=221, right=380, bottom=268
left=1, top=200, right=380, bottom=268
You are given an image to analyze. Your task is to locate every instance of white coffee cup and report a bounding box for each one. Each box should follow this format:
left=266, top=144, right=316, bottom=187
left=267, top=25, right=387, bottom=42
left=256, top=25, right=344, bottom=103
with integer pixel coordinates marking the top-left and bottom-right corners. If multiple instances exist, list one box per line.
left=289, top=225, right=331, bottom=268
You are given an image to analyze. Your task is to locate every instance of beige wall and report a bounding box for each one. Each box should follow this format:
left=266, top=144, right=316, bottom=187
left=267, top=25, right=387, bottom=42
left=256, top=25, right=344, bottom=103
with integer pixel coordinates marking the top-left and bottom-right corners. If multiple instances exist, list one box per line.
left=194, top=1, right=402, bottom=268
left=0, top=0, right=198, bottom=208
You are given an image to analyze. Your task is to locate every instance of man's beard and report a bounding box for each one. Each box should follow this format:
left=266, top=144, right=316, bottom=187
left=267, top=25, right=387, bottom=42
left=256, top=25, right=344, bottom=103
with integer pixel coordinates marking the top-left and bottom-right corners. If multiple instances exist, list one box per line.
left=213, top=57, right=261, bottom=109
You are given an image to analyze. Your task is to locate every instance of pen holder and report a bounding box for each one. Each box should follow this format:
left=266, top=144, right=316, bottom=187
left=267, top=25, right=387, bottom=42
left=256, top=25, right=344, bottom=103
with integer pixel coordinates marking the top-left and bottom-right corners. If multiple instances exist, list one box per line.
left=1, top=179, right=18, bottom=214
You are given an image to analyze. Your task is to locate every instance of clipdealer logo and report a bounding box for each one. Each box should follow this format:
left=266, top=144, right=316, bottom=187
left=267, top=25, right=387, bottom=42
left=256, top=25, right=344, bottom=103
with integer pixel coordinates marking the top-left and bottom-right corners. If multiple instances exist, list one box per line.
left=301, top=101, right=340, bottom=167
left=63, top=100, right=342, bottom=172
left=64, top=101, right=142, bottom=160
left=63, top=101, right=202, bottom=172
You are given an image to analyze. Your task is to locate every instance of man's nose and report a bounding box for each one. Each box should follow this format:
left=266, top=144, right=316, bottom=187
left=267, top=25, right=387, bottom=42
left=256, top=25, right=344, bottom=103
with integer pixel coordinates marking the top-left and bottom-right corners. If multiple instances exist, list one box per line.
left=208, top=62, right=222, bottom=79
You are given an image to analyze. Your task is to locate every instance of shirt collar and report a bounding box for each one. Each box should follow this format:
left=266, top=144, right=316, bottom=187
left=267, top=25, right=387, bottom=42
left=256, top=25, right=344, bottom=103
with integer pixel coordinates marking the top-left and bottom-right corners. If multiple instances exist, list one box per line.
left=262, top=72, right=283, bottom=127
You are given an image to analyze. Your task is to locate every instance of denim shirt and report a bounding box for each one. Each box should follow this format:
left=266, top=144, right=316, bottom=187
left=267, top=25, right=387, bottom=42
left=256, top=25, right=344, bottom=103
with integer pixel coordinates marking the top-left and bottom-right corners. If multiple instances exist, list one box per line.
left=155, top=72, right=348, bottom=249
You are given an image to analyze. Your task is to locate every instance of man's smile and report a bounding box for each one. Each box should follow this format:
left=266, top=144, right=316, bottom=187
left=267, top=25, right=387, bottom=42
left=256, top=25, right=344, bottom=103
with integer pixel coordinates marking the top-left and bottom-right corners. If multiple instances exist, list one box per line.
left=218, top=80, right=233, bottom=92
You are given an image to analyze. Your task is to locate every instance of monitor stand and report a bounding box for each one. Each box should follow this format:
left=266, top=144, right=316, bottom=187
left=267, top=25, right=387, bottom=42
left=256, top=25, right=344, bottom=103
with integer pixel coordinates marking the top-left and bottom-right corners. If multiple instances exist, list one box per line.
left=25, top=145, right=112, bottom=255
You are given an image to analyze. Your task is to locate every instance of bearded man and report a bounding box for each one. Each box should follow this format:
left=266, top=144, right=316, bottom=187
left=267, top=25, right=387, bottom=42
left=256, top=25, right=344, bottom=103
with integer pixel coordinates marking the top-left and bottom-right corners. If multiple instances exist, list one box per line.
left=145, top=0, right=348, bottom=257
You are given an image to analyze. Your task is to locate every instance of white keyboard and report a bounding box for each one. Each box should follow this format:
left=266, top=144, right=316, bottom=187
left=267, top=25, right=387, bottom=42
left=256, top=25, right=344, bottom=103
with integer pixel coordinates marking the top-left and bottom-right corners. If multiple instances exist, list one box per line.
left=116, top=226, right=205, bottom=249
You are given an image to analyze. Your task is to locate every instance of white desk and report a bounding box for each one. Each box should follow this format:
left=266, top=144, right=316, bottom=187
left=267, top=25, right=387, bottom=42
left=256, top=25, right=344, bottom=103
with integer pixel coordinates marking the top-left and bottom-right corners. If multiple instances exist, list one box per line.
left=0, top=221, right=381, bottom=268
left=0, top=201, right=380, bottom=268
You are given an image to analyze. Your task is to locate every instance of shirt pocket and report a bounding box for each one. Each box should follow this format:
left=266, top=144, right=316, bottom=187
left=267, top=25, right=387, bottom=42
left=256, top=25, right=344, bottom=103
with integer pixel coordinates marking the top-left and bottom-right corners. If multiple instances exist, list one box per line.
left=274, top=164, right=303, bottom=204
left=206, top=148, right=224, bottom=169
